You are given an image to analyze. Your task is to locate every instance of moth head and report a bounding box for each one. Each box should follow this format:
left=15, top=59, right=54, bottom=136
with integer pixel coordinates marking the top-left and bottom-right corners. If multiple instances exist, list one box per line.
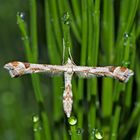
left=66, top=58, right=76, bottom=66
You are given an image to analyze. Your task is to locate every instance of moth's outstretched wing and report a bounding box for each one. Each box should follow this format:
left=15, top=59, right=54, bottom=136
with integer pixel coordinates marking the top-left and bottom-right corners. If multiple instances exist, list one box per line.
left=73, top=66, right=96, bottom=78
left=4, top=61, right=67, bottom=78
left=73, top=66, right=134, bottom=83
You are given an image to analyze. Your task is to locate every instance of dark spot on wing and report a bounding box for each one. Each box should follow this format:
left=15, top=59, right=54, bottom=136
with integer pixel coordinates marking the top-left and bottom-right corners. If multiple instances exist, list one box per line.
left=24, top=62, right=30, bottom=68
left=31, top=68, right=43, bottom=71
left=66, top=84, right=71, bottom=92
left=120, top=67, right=127, bottom=72
left=14, top=74, right=20, bottom=78
left=108, top=66, right=116, bottom=73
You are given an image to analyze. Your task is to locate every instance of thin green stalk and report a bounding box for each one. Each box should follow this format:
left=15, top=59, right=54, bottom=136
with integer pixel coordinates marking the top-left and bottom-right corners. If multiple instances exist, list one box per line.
left=119, top=103, right=140, bottom=139
left=117, top=0, right=132, bottom=42
left=63, top=126, right=68, bottom=140
left=136, top=24, right=140, bottom=39
left=136, top=55, right=140, bottom=101
left=80, top=0, right=87, bottom=66
left=90, top=0, right=100, bottom=129
left=92, top=0, right=100, bottom=66
left=102, top=78, right=113, bottom=117
left=110, top=106, right=121, bottom=140
left=124, top=28, right=136, bottom=108
left=63, top=0, right=81, bottom=43
left=76, top=0, right=88, bottom=134
left=70, top=125, right=77, bottom=140
left=87, top=0, right=95, bottom=131
left=102, top=0, right=114, bottom=64
left=57, top=0, right=81, bottom=44
left=45, top=0, right=63, bottom=122
left=77, top=0, right=88, bottom=101
left=17, top=13, right=32, bottom=61
left=17, top=9, right=51, bottom=140
left=101, top=0, right=114, bottom=122
left=136, top=1, right=140, bottom=39
left=17, top=13, right=43, bottom=102
left=45, top=0, right=60, bottom=64
left=31, top=75, right=43, bottom=103
left=122, top=0, right=139, bottom=37
left=87, top=0, right=94, bottom=66
left=113, top=82, right=122, bottom=102
left=29, top=1, right=51, bottom=138
left=62, top=12, right=72, bottom=61
left=115, top=0, right=139, bottom=64
left=136, top=119, right=140, bottom=140
left=49, top=0, right=63, bottom=53
left=71, top=0, right=81, bottom=31
left=30, top=0, right=38, bottom=62
left=88, top=0, right=100, bottom=131
left=33, top=115, right=42, bottom=140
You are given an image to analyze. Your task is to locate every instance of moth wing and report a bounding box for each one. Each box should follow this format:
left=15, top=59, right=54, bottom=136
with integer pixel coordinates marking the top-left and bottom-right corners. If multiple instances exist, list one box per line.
left=73, top=66, right=97, bottom=78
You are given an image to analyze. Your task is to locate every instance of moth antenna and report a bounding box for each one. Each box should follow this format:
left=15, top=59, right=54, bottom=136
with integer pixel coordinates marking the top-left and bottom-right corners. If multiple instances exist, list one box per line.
left=62, top=38, right=65, bottom=65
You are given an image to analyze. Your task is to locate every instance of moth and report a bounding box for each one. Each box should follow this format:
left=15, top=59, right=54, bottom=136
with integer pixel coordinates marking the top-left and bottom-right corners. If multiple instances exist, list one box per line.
left=4, top=58, right=134, bottom=117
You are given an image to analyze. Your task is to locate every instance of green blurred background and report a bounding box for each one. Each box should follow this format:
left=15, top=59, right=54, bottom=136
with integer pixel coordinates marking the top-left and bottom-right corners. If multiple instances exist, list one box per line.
left=0, top=1, right=35, bottom=139
left=0, top=0, right=140, bottom=140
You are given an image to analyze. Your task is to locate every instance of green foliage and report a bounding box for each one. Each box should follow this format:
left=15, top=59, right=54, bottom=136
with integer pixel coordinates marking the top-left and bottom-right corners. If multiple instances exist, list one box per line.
left=1, top=0, right=140, bottom=140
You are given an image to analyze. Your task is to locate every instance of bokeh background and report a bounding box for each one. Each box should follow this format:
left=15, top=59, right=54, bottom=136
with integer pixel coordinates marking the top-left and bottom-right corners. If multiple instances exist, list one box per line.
left=0, top=0, right=140, bottom=140
left=0, top=1, right=36, bottom=140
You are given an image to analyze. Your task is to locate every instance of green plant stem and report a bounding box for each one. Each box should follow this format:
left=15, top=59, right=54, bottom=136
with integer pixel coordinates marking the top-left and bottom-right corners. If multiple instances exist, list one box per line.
left=71, top=0, right=81, bottom=31
left=63, top=0, right=81, bottom=43
left=87, top=0, right=95, bottom=131
left=87, top=0, right=100, bottom=132
left=76, top=0, right=88, bottom=135
left=80, top=0, right=87, bottom=66
left=30, top=0, right=38, bottom=62
left=32, top=115, right=42, bottom=140
left=92, top=0, right=100, bottom=66
left=110, top=106, right=121, bottom=140
left=102, top=78, right=113, bottom=117
left=45, top=0, right=60, bottom=64
left=115, top=0, right=139, bottom=64
left=119, top=103, right=140, bottom=139
left=101, top=0, right=114, bottom=124
left=136, top=55, right=140, bottom=101
left=87, top=0, right=94, bottom=66
left=70, top=125, right=77, bottom=140
left=136, top=119, right=140, bottom=140
left=17, top=13, right=32, bottom=61
left=102, top=0, right=114, bottom=64
left=29, top=1, right=51, bottom=138
left=49, top=0, right=62, bottom=53
left=124, top=28, right=136, bottom=108
left=45, top=0, right=63, bottom=122
left=17, top=6, right=51, bottom=139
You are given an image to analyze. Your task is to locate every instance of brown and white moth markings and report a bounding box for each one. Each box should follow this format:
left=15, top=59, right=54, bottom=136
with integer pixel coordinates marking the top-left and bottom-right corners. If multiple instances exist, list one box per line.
left=4, top=58, right=134, bottom=118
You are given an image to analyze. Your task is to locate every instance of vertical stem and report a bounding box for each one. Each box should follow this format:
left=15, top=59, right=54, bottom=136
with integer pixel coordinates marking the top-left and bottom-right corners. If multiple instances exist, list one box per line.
left=110, top=106, right=121, bottom=140
left=50, top=0, right=62, bottom=53
left=62, top=0, right=81, bottom=43
left=30, top=0, right=38, bottom=62
left=77, top=0, right=88, bottom=134
left=92, top=0, right=100, bottom=66
left=136, top=120, right=140, bottom=140
left=101, top=0, right=114, bottom=124
left=45, top=0, right=63, bottom=123
left=87, top=0, right=96, bottom=131
left=71, top=0, right=81, bottom=31
left=17, top=1, right=51, bottom=139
